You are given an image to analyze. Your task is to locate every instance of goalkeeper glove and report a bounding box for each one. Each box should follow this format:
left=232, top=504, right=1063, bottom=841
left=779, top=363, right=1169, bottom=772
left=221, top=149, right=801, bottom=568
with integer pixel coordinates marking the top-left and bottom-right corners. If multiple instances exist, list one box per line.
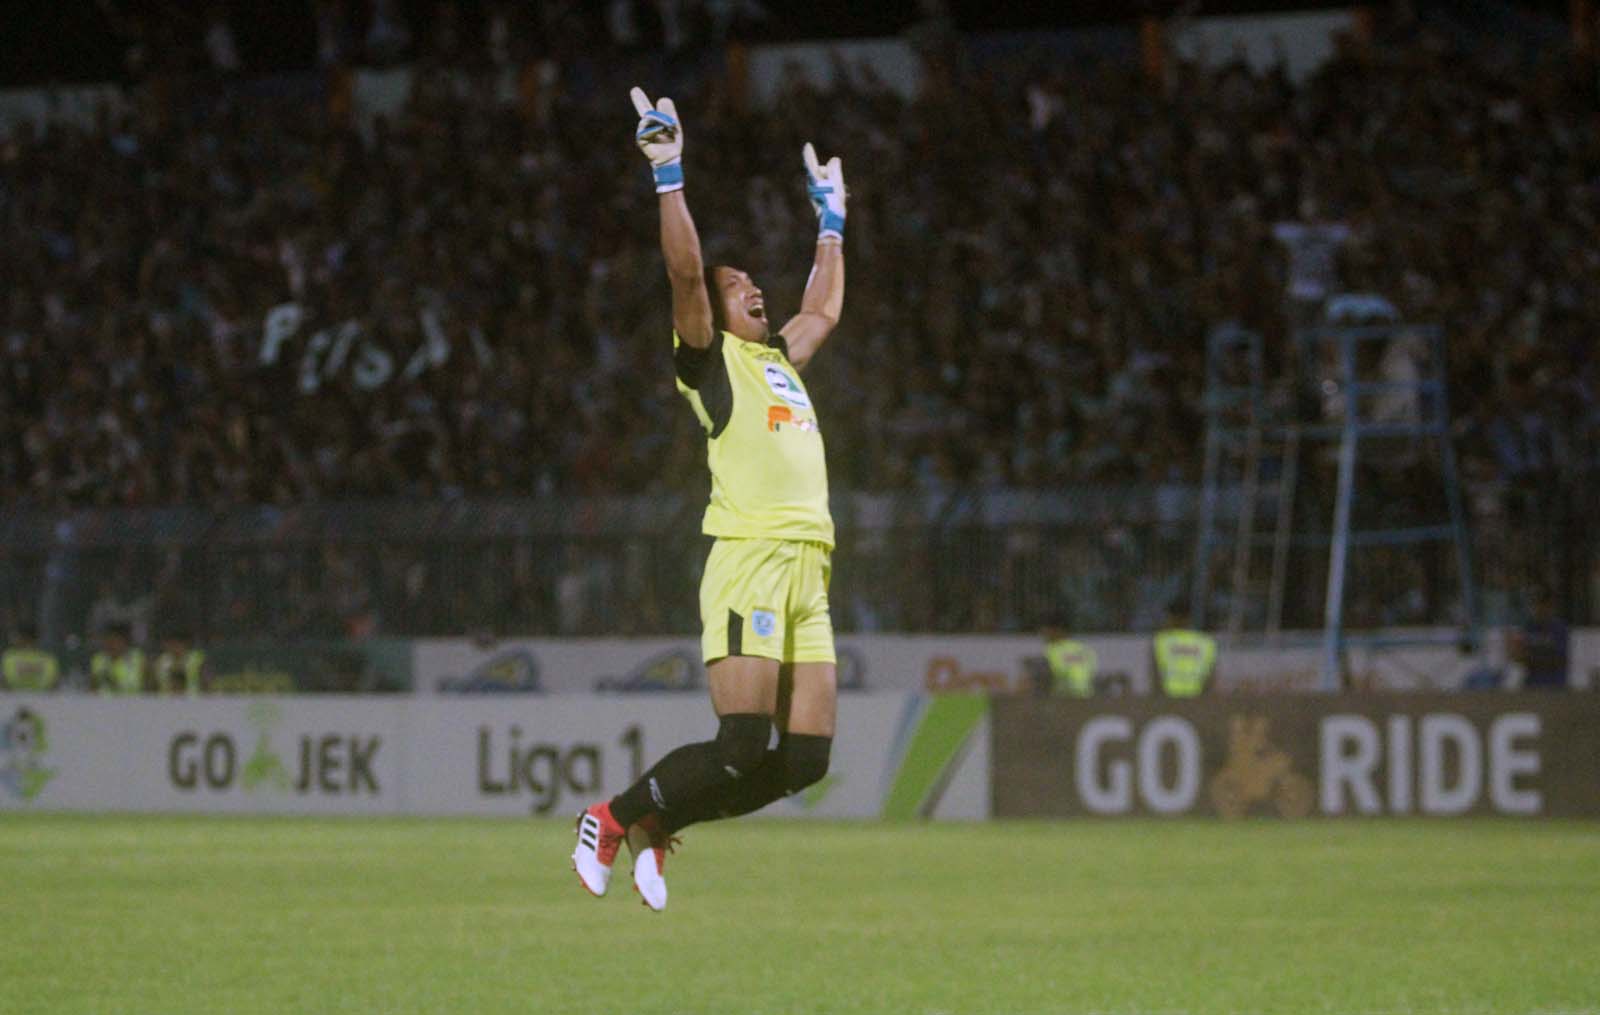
left=630, top=86, right=684, bottom=193
left=803, top=142, right=846, bottom=241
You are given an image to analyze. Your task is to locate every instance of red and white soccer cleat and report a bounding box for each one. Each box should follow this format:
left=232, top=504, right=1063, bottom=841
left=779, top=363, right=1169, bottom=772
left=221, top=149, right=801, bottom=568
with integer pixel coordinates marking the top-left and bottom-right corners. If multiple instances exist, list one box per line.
left=631, top=814, right=680, bottom=912
left=571, top=802, right=625, bottom=897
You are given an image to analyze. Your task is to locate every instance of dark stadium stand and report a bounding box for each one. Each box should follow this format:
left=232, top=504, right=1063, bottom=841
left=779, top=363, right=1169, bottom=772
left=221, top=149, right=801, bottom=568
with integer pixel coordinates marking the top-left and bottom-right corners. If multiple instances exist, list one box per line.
left=1, top=2, right=1596, bottom=642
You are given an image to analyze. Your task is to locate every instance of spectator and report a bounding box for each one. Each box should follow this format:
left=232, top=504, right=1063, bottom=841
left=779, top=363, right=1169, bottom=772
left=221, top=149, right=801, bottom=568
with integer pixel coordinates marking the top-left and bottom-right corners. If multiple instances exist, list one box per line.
left=1272, top=196, right=1352, bottom=331
left=2, top=620, right=60, bottom=692
left=365, top=0, right=412, bottom=64
left=1509, top=586, right=1570, bottom=690
left=202, top=6, right=241, bottom=74
left=90, top=622, right=146, bottom=695
left=86, top=574, right=151, bottom=647
left=153, top=629, right=208, bottom=696
left=314, top=0, right=353, bottom=68
left=1457, top=633, right=1504, bottom=691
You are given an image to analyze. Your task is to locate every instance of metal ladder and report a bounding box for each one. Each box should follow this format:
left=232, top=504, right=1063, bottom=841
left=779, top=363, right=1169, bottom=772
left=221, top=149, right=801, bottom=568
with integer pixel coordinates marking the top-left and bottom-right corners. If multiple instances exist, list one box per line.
left=1249, top=425, right=1300, bottom=639
left=1192, top=328, right=1300, bottom=642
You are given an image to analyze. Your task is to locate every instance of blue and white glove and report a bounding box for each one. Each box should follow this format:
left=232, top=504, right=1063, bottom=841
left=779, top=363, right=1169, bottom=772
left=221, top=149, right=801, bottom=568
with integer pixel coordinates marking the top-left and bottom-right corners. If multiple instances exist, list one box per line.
left=803, top=142, right=846, bottom=241
left=631, top=86, right=684, bottom=193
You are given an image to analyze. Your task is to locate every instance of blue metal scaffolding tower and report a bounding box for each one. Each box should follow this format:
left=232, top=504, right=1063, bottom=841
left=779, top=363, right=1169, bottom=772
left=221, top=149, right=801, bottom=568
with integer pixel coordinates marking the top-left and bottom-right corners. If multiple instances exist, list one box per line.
left=1311, top=322, right=1478, bottom=689
left=1194, top=320, right=1479, bottom=689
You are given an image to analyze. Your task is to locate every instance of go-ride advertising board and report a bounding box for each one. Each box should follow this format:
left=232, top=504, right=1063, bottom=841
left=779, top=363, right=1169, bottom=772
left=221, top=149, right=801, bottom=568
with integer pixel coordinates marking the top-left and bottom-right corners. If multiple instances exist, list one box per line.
left=991, top=695, right=1600, bottom=818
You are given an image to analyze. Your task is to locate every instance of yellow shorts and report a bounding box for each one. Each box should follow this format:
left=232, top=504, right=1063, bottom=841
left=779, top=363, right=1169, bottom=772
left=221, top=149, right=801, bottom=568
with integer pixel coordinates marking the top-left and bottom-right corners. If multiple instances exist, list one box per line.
left=699, top=538, right=835, bottom=665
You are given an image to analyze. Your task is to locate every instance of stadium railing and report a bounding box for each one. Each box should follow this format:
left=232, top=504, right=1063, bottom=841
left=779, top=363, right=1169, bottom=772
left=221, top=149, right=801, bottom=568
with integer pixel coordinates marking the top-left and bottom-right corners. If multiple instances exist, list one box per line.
left=1, top=483, right=1592, bottom=648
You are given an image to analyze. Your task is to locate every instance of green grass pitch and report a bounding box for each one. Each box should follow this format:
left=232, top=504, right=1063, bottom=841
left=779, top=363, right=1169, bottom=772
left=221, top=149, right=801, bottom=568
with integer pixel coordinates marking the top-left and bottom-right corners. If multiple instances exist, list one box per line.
left=2, top=815, right=1597, bottom=1014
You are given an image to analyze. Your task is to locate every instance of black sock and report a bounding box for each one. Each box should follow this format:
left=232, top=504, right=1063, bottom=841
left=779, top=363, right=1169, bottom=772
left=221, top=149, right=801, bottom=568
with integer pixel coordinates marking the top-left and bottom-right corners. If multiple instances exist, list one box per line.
left=609, top=714, right=771, bottom=829
left=663, top=733, right=832, bottom=834
left=658, top=748, right=784, bottom=833
left=609, top=741, right=720, bottom=829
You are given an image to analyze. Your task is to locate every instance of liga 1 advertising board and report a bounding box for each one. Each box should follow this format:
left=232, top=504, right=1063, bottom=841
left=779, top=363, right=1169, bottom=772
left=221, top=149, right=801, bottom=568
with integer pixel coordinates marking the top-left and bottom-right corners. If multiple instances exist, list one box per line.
left=0, top=693, right=990, bottom=821
left=990, top=694, right=1600, bottom=819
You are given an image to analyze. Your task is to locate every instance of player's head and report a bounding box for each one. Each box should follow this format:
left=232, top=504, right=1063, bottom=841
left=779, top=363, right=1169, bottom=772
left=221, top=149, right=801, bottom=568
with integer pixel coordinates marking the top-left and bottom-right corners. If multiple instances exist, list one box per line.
left=705, top=265, right=769, bottom=343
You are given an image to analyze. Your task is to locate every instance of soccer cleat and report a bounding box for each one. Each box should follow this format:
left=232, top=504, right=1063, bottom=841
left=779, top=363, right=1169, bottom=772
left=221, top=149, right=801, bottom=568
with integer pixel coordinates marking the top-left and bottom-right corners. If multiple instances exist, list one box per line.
left=631, top=814, right=680, bottom=912
left=571, top=802, right=625, bottom=897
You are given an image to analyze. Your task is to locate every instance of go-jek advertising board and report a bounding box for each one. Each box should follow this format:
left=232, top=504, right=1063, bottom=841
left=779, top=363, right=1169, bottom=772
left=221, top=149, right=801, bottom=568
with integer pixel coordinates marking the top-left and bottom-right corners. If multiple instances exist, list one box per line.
left=0, top=693, right=989, bottom=820
left=0, top=697, right=400, bottom=814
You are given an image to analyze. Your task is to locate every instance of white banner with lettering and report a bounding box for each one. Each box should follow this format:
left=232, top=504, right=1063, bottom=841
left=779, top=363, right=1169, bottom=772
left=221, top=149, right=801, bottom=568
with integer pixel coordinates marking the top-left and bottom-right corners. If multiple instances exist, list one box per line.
left=0, top=693, right=989, bottom=820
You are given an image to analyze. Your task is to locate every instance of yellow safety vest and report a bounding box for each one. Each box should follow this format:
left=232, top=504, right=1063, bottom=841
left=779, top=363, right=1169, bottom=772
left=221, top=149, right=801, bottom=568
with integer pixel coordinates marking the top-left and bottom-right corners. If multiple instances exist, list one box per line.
left=2, top=648, right=60, bottom=691
left=1044, top=639, right=1096, bottom=697
left=91, top=650, right=146, bottom=695
left=1153, top=629, right=1217, bottom=697
left=154, top=649, right=206, bottom=696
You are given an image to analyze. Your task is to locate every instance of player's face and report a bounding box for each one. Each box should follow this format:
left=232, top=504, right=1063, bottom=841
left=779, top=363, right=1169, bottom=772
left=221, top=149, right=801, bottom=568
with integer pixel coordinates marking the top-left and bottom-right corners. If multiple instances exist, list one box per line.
left=713, top=266, right=769, bottom=342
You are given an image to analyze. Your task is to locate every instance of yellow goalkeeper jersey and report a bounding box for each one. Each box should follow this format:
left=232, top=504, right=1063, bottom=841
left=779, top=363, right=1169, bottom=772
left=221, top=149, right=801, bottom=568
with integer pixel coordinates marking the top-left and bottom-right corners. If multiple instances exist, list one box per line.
left=674, top=330, right=834, bottom=548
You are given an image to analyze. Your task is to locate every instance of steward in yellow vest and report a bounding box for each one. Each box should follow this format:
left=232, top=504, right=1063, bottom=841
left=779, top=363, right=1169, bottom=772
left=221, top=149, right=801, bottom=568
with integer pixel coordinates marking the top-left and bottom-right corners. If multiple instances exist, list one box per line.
left=1042, top=627, right=1097, bottom=697
left=1152, top=615, right=1217, bottom=697
left=91, top=624, right=147, bottom=695
left=2, top=621, right=60, bottom=691
left=154, top=633, right=207, bottom=696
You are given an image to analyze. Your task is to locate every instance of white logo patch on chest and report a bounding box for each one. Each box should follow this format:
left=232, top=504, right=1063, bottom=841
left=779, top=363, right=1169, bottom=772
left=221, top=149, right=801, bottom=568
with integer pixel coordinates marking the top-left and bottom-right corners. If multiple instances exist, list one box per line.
left=763, top=364, right=812, bottom=408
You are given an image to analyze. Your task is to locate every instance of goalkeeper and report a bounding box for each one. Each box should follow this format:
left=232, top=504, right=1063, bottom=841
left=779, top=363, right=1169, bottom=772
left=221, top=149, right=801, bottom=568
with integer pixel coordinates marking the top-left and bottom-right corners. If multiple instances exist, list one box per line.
left=572, top=87, right=847, bottom=912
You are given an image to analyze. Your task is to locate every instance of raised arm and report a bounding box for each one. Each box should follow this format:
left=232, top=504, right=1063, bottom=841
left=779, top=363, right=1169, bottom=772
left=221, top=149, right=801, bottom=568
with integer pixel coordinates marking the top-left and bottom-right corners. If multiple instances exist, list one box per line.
left=660, top=192, right=715, bottom=348
left=631, top=87, right=714, bottom=348
left=782, top=238, right=843, bottom=372
left=780, top=143, right=847, bottom=371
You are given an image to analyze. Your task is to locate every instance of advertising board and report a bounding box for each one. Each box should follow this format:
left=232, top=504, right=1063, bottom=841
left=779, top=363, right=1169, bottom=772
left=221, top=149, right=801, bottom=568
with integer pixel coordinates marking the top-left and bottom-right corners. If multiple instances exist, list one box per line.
left=0, top=698, right=400, bottom=814
left=991, top=695, right=1600, bottom=818
left=0, top=692, right=989, bottom=820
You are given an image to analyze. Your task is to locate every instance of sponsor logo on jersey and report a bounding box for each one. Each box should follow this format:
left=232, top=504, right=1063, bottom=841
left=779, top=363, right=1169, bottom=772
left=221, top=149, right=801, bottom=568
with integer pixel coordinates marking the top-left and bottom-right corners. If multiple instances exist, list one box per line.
left=763, top=364, right=812, bottom=408
left=767, top=405, right=820, bottom=433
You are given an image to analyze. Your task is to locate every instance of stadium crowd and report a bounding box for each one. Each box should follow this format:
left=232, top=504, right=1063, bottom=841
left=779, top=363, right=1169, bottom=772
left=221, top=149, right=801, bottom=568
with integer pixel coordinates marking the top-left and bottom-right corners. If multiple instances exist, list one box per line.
left=5, top=11, right=1599, bottom=510
left=2, top=6, right=1598, bottom=642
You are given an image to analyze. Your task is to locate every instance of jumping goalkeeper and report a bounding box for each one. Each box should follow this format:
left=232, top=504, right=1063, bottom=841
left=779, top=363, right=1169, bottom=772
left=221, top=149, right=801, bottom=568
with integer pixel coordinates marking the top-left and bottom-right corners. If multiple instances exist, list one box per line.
left=571, top=87, right=847, bottom=911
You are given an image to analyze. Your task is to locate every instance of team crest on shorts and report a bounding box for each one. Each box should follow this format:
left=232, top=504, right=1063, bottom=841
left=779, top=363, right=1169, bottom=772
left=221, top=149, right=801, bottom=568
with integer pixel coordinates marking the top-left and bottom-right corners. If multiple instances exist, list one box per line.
left=751, top=609, right=777, bottom=638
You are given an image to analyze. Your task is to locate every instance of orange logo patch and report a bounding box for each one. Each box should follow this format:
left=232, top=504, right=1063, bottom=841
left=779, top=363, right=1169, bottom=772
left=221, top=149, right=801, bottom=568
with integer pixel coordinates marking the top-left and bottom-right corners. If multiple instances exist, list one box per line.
left=767, top=405, right=793, bottom=431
